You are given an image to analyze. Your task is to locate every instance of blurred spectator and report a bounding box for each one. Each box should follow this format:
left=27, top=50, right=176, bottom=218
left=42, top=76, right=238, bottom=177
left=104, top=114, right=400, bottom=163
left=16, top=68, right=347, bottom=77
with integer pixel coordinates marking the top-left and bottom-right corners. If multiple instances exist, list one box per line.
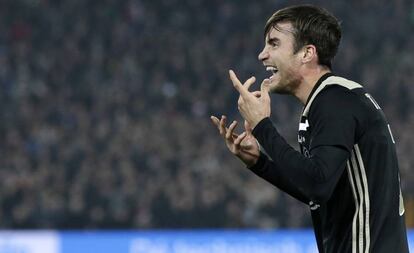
left=0, top=0, right=413, bottom=228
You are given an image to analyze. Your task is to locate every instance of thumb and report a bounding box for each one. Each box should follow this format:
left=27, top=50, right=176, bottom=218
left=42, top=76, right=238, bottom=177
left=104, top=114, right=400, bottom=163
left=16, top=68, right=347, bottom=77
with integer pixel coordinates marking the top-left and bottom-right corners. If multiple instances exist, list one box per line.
left=244, top=120, right=252, bottom=135
left=261, top=79, right=271, bottom=99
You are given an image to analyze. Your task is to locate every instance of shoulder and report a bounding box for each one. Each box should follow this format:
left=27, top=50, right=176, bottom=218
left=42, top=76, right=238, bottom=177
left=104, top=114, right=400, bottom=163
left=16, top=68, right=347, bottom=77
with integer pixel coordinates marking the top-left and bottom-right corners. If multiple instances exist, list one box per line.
left=306, top=85, right=361, bottom=151
left=303, top=75, right=366, bottom=118
left=309, top=85, right=362, bottom=117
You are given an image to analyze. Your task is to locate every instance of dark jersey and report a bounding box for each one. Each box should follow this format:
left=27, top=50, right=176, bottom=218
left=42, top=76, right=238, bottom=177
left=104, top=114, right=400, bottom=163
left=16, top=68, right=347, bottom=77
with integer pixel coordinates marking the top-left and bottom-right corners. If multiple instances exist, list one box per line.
left=249, top=73, right=409, bottom=253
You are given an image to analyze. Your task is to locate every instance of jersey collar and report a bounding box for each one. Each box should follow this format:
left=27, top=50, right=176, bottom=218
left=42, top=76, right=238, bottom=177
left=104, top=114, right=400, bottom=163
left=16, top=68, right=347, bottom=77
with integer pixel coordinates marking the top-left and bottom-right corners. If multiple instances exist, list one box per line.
left=303, top=72, right=334, bottom=109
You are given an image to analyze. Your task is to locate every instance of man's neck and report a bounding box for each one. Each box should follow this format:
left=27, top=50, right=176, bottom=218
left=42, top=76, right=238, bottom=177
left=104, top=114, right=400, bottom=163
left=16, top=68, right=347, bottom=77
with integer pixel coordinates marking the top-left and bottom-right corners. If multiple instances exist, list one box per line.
left=294, top=68, right=331, bottom=105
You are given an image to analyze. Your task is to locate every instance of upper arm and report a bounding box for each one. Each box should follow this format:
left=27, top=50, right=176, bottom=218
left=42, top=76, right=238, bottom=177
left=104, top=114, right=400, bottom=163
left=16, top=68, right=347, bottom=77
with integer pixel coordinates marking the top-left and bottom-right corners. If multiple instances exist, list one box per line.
left=302, top=87, right=362, bottom=202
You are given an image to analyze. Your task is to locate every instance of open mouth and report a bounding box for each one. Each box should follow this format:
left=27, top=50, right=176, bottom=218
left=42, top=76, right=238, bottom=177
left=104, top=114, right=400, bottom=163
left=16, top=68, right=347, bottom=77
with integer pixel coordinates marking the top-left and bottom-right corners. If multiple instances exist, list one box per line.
left=266, top=66, right=278, bottom=75
left=266, top=66, right=278, bottom=79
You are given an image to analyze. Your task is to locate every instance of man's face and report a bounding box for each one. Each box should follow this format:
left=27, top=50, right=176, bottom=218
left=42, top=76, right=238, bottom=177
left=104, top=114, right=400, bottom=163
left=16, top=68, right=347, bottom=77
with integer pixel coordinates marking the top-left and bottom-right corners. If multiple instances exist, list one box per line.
left=258, top=22, right=303, bottom=94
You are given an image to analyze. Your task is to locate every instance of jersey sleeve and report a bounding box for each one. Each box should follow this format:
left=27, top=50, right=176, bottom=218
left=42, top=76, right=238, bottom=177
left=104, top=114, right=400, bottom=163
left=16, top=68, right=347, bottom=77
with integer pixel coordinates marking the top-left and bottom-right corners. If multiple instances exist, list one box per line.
left=249, top=152, right=310, bottom=204
left=250, top=86, right=361, bottom=204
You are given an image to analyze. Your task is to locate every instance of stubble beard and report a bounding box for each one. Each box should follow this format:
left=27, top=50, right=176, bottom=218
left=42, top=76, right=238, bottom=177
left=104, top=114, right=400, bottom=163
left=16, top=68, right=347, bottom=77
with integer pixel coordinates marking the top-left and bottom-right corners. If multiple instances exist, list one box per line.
left=270, top=72, right=301, bottom=95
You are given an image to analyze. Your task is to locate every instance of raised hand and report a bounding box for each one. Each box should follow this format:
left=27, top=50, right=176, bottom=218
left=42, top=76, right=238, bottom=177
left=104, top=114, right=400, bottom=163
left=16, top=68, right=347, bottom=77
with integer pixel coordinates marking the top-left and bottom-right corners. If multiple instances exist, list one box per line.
left=229, top=70, right=271, bottom=129
left=210, top=115, right=260, bottom=167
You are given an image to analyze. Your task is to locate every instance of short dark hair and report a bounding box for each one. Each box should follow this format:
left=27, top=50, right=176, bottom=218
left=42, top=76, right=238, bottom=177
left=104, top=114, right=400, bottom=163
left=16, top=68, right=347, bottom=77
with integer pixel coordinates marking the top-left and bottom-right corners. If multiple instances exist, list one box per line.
left=265, top=5, right=341, bottom=69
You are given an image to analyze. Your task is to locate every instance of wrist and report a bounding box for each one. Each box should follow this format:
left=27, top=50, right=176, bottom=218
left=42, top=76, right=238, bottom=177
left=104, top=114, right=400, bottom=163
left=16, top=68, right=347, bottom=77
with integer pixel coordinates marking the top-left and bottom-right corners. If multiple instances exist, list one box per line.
left=251, top=117, right=270, bottom=132
left=247, top=152, right=266, bottom=170
left=250, top=117, right=265, bottom=129
left=239, top=155, right=259, bottom=168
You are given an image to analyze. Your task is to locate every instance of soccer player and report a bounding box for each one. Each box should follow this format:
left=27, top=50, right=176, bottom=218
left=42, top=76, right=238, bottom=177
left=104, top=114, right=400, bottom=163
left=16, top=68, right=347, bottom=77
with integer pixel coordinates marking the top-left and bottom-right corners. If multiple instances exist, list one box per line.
left=211, top=5, right=409, bottom=253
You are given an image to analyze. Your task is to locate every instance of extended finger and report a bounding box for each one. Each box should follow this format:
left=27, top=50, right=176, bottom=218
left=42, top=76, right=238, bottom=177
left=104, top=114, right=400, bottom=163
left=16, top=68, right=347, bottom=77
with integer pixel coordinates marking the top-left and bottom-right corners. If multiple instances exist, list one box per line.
left=243, top=76, right=256, bottom=91
left=212, top=115, right=239, bottom=138
left=229, top=70, right=251, bottom=98
left=226, top=120, right=238, bottom=139
left=210, top=116, right=220, bottom=128
left=234, top=132, right=247, bottom=146
left=219, top=115, right=227, bottom=136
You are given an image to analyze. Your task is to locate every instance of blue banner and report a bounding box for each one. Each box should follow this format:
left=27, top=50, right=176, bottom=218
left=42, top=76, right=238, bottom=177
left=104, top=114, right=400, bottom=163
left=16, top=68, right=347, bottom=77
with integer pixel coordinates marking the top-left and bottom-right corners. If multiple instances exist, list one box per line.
left=0, top=230, right=413, bottom=253
left=60, top=230, right=414, bottom=253
left=61, top=230, right=318, bottom=253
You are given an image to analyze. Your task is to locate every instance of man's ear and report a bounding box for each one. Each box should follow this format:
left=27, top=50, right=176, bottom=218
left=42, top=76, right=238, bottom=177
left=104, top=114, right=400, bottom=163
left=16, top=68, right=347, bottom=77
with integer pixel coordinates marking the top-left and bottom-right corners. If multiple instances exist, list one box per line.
left=302, top=45, right=317, bottom=64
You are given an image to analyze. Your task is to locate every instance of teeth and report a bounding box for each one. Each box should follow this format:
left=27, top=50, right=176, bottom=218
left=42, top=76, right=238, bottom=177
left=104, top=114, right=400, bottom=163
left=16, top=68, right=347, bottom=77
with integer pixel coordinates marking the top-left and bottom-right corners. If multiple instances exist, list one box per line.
left=266, top=66, right=278, bottom=72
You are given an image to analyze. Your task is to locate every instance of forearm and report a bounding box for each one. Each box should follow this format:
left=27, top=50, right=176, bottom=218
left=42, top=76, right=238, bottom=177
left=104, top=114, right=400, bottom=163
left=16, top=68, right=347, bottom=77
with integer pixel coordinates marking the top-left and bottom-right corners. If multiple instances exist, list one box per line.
left=249, top=152, right=310, bottom=204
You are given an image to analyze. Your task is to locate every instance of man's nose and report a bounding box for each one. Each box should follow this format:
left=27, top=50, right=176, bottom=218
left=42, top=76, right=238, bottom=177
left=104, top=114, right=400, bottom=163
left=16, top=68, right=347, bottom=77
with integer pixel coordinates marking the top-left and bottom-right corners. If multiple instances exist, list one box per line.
left=258, top=49, right=269, bottom=61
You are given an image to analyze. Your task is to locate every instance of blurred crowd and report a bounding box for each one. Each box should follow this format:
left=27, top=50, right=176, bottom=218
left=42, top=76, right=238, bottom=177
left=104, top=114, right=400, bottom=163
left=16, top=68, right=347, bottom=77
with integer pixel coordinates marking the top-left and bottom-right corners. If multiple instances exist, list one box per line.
left=0, top=0, right=413, bottom=229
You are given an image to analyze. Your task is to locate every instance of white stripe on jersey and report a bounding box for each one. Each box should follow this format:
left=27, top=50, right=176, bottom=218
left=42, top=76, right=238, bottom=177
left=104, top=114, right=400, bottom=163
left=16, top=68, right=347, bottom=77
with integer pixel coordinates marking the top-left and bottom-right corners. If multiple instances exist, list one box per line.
left=387, top=124, right=395, bottom=144
left=350, top=149, right=365, bottom=253
left=347, top=144, right=371, bottom=253
left=355, top=144, right=371, bottom=253
left=347, top=161, right=359, bottom=253
left=365, top=93, right=381, bottom=109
